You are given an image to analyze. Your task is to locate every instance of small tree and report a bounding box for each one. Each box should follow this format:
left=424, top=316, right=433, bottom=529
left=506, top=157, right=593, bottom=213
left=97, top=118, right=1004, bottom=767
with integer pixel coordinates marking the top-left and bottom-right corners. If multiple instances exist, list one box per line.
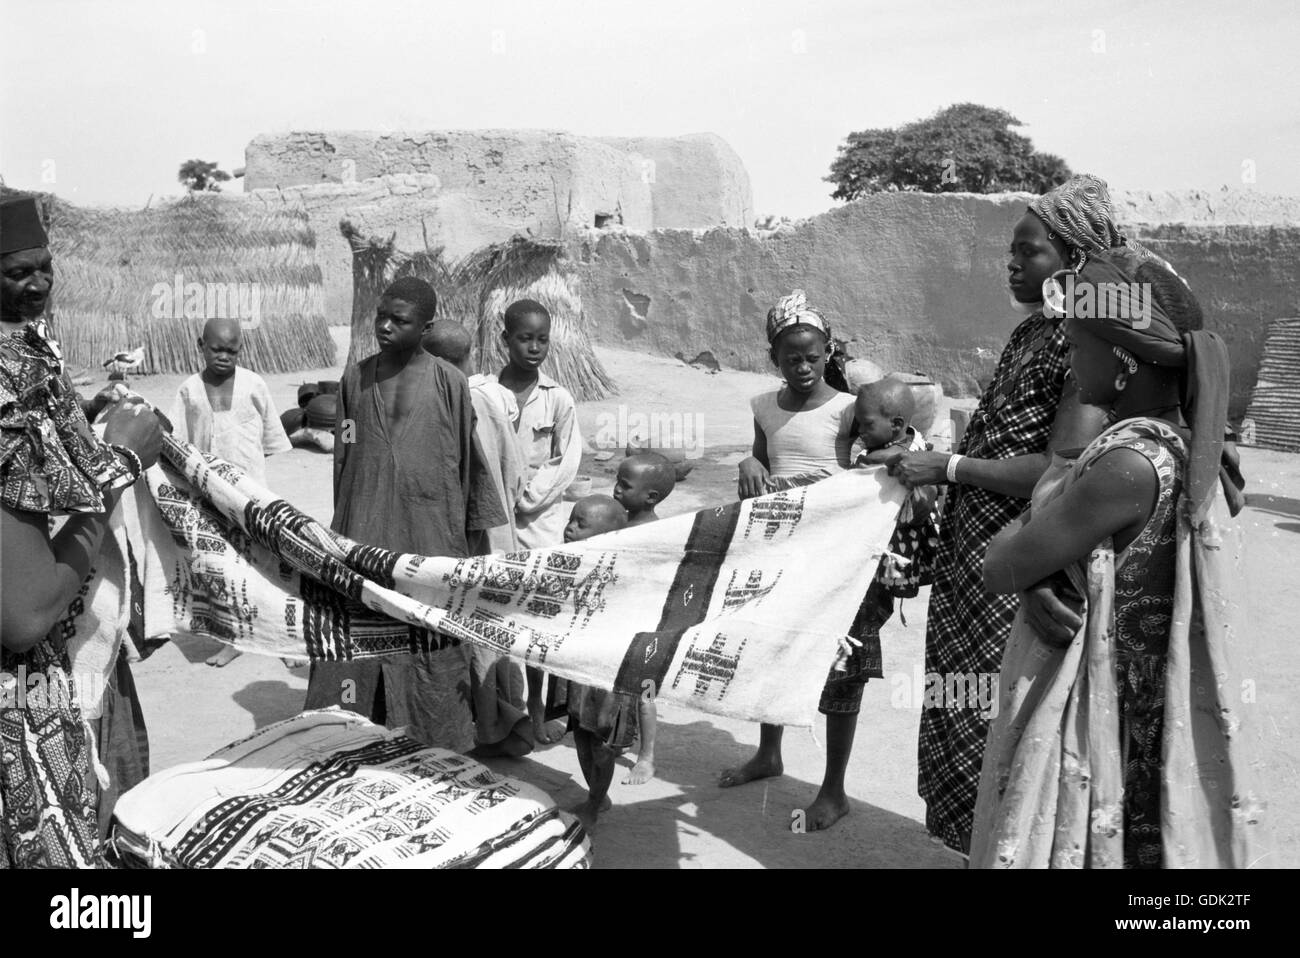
left=827, top=104, right=1071, bottom=200
left=178, top=159, right=232, bottom=192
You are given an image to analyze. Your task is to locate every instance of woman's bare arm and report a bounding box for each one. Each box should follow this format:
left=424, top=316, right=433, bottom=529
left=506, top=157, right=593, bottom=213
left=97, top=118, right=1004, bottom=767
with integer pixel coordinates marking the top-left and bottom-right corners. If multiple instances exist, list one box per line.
left=890, top=379, right=1109, bottom=500
left=982, top=447, right=1156, bottom=594
left=752, top=419, right=769, bottom=471
left=1, top=491, right=122, bottom=652
left=738, top=418, right=772, bottom=499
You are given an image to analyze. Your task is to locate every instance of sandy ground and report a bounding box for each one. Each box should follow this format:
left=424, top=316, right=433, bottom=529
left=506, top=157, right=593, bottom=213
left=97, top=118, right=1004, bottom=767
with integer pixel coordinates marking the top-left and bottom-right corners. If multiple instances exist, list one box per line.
left=118, top=330, right=1299, bottom=868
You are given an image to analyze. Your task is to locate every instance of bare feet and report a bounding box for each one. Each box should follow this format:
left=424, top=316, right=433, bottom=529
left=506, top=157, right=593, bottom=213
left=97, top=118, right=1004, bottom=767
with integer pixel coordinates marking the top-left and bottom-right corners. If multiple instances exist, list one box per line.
left=800, top=788, right=851, bottom=831
left=529, top=714, right=568, bottom=746
left=530, top=711, right=555, bottom=745
left=623, top=756, right=655, bottom=785
left=569, top=795, right=612, bottom=831
left=718, top=752, right=783, bottom=788
left=205, top=646, right=241, bottom=667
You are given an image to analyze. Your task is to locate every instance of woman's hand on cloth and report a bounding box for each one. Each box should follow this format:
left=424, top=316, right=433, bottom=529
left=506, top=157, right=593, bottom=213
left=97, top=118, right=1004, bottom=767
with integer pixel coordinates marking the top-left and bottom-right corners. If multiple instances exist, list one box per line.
left=1021, top=579, right=1083, bottom=647
left=103, top=398, right=164, bottom=469
left=832, top=635, right=862, bottom=672
left=886, top=450, right=951, bottom=488
left=737, top=456, right=773, bottom=499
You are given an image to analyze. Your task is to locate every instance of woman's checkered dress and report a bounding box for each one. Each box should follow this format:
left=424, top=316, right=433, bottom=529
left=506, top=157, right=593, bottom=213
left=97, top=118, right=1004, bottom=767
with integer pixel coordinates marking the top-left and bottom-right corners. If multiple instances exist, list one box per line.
left=918, top=312, right=1071, bottom=853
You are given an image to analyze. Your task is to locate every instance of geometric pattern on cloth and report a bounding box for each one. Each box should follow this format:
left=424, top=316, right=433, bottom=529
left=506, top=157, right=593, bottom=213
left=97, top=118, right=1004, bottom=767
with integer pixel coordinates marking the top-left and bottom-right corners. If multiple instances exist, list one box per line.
left=0, top=320, right=132, bottom=515
left=140, top=433, right=908, bottom=729
left=108, top=710, right=590, bottom=869
left=917, top=311, right=1071, bottom=851
left=1, top=638, right=100, bottom=869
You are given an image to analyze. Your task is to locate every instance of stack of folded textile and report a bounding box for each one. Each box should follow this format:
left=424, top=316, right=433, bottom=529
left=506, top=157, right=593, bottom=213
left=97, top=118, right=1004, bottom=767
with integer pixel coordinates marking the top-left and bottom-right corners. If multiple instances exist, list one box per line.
left=109, top=709, right=590, bottom=869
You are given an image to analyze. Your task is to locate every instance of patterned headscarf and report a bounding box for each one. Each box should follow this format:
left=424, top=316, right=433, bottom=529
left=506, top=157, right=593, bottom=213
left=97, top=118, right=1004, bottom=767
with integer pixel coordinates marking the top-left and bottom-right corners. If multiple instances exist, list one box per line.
left=766, top=289, right=831, bottom=345
left=1029, top=173, right=1171, bottom=274
left=1029, top=174, right=1124, bottom=257
left=1070, top=247, right=1228, bottom=522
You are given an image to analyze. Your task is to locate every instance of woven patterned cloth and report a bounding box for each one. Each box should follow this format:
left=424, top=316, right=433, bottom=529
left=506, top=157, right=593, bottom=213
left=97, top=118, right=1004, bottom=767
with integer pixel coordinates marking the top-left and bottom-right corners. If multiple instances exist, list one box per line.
left=109, top=709, right=590, bottom=869
left=0, top=320, right=132, bottom=514
left=135, top=433, right=907, bottom=729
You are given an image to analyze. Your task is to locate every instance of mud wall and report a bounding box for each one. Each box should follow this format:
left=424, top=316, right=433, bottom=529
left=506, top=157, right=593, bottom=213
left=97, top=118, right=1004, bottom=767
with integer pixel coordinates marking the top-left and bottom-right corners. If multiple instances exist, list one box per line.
left=572, top=192, right=1300, bottom=419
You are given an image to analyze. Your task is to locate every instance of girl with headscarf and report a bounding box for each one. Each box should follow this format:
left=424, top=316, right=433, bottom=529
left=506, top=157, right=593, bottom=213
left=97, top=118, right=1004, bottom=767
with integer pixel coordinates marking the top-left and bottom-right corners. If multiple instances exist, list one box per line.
left=972, top=248, right=1266, bottom=868
left=718, top=291, right=873, bottom=830
left=888, top=175, right=1150, bottom=855
left=721, top=292, right=854, bottom=797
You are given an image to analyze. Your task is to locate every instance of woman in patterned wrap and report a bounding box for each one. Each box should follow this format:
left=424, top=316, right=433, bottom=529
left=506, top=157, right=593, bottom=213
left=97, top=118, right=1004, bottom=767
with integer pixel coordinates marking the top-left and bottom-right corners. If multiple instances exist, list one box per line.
left=972, top=247, right=1265, bottom=868
left=0, top=195, right=164, bottom=867
left=887, top=175, right=1139, bottom=855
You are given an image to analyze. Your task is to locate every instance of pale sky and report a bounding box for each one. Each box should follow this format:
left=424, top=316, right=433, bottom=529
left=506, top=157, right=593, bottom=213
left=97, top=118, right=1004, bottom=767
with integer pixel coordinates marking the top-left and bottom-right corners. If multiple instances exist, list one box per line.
left=2, top=0, right=1297, bottom=219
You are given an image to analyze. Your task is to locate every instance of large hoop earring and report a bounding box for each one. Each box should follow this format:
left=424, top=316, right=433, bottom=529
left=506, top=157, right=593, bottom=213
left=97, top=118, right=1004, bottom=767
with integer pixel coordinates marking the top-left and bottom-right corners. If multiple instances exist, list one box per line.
left=1042, top=268, right=1075, bottom=318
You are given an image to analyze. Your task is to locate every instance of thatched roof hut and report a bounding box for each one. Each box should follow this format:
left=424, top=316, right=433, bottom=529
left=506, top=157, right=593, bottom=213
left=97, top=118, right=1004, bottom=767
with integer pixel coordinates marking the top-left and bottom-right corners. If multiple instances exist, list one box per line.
left=4, top=187, right=335, bottom=375
left=343, top=225, right=614, bottom=401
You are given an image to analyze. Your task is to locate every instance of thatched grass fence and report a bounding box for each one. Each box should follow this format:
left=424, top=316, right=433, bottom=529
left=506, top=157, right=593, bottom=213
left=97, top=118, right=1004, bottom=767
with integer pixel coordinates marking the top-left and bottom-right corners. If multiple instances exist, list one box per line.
left=4, top=187, right=335, bottom=375
left=343, top=224, right=615, bottom=401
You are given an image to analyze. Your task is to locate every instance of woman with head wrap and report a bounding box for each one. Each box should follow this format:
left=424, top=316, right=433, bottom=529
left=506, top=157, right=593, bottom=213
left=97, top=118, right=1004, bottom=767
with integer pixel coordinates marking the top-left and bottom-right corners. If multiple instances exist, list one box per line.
left=887, top=174, right=1151, bottom=855
left=973, top=248, right=1266, bottom=868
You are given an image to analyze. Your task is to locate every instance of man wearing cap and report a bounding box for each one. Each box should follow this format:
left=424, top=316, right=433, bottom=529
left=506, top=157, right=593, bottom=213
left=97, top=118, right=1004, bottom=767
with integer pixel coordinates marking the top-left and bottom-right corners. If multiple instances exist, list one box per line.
left=2, top=194, right=163, bottom=866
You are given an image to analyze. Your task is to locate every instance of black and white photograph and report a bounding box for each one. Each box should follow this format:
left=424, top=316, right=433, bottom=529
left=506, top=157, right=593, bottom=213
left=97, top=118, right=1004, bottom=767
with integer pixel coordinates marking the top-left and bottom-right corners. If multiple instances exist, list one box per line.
left=0, top=0, right=1295, bottom=921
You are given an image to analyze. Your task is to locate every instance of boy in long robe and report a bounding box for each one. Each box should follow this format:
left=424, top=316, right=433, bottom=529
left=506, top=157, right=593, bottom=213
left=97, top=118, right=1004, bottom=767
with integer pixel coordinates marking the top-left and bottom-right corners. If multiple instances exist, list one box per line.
left=303, top=279, right=506, bottom=752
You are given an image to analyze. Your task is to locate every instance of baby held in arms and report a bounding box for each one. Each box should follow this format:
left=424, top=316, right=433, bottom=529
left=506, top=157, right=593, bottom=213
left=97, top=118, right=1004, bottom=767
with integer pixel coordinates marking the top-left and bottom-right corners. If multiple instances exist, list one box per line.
left=853, top=377, right=922, bottom=465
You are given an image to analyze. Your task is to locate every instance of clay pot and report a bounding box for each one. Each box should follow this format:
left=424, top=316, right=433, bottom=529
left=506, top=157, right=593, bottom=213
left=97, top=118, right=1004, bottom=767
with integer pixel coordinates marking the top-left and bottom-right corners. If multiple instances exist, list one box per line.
left=843, top=358, right=886, bottom=392
left=305, top=393, right=339, bottom=430
left=564, top=476, right=593, bottom=501
left=281, top=407, right=306, bottom=435
left=883, top=372, right=943, bottom=436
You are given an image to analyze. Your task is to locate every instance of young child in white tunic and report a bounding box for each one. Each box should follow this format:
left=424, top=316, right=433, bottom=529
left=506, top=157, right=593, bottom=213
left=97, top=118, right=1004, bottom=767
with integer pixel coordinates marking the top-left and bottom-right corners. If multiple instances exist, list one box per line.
left=169, top=317, right=291, bottom=666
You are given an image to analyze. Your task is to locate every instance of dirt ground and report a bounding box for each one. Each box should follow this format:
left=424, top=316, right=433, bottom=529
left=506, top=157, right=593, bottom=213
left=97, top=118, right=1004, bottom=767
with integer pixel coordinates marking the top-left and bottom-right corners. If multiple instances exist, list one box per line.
left=121, top=329, right=1299, bottom=868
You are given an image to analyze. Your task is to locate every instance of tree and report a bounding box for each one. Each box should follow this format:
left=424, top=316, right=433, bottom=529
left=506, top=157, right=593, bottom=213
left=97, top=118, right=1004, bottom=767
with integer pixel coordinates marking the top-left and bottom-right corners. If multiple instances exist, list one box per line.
left=178, top=159, right=231, bottom=192
left=826, top=104, right=1071, bottom=200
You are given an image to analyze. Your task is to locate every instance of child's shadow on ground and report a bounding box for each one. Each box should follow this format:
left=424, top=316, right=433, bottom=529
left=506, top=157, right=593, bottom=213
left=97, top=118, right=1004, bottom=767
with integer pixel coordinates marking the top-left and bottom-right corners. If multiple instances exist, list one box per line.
left=479, top=716, right=959, bottom=869
left=170, top=633, right=232, bottom=665
left=231, top=679, right=306, bottom=730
